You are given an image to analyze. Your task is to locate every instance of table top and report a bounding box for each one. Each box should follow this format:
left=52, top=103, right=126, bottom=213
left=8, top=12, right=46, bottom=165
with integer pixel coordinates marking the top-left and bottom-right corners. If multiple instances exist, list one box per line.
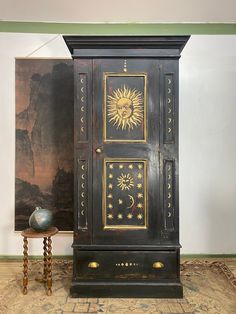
left=21, top=227, right=58, bottom=238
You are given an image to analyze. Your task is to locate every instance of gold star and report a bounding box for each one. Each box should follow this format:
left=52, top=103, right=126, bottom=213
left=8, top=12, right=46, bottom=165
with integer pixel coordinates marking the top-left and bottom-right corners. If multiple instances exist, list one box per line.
left=118, top=199, right=123, bottom=205
left=137, top=213, right=143, bottom=220
left=108, top=173, right=113, bottom=179
left=108, top=183, right=113, bottom=189
left=138, top=164, right=143, bottom=169
left=119, top=164, right=124, bottom=169
left=137, top=203, right=143, bottom=208
left=137, top=173, right=142, bottom=179
left=128, top=164, right=133, bottom=169
left=107, top=194, right=113, bottom=199
left=137, top=193, right=143, bottom=198
left=107, top=213, right=113, bottom=219
left=108, top=204, right=113, bottom=209
left=127, top=213, right=133, bottom=219
left=137, top=183, right=142, bottom=189
left=117, top=213, right=123, bottom=219
left=109, top=164, right=114, bottom=169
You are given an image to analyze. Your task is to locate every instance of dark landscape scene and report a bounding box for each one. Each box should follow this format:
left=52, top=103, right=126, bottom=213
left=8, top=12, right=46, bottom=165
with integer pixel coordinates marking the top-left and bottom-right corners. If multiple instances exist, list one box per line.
left=15, top=59, right=74, bottom=231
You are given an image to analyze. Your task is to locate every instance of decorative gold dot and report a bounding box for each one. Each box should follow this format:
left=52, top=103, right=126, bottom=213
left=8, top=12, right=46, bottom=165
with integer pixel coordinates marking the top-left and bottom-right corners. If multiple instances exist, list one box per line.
left=128, top=164, right=133, bottom=169
left=109, top=164, right=114, bottom=169
left=121, top=263, right=124, bottom=266
left=137, top=173, right=142, bottom=179
left=108, top=184, right=113, bottom=189
left=108, top=204, right=113, bottom=209
left=107, top=213, right=113, bottom=219
left=107, top=194, right=113, bottom=199
left=137, top=193, right=143, bottom=198
left=108, top=173, right=113, bottom=179
left=117, top=213, right=123, bottom=219
left=137, top=203, right=143, bottom=209
left=125, top=263, right=129, bottom=267
left=118, top=199, right=123, bottom=205
left=119, top=164, right=124, bottom=169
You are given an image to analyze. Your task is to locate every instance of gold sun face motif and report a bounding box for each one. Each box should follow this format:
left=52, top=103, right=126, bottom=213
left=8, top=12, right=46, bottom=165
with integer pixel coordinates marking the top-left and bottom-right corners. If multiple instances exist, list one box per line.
left=117, top=173, right=134, bottom=191
left=107, top=85, right=144, bottom=131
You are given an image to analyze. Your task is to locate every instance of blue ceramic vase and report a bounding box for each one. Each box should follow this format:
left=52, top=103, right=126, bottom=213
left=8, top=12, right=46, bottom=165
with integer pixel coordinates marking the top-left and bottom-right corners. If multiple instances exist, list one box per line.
left=29, top=207, right=53, bottom=231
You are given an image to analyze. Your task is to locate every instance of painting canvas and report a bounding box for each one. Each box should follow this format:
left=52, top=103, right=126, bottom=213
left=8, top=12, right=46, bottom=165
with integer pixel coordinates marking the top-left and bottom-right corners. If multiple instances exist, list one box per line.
left=15, top=59, right=74, bottom=231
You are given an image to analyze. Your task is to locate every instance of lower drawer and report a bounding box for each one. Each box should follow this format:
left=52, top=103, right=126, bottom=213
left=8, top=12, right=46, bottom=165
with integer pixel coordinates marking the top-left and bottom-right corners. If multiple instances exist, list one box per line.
left=74, top=250, right=179, bottom=281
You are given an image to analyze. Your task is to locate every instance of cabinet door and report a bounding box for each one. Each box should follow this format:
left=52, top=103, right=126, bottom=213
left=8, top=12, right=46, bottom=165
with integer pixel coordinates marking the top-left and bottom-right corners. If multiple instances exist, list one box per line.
left=92, top=59, right=161, bottom=245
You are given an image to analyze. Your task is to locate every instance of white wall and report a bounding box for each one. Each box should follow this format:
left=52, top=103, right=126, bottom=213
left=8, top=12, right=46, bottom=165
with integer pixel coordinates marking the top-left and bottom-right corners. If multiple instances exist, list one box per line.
left=180, top=36, right=236, bottom=254
left=1, top=0, right=236, bottom=23
left=0, top=34, right=235, bottom=255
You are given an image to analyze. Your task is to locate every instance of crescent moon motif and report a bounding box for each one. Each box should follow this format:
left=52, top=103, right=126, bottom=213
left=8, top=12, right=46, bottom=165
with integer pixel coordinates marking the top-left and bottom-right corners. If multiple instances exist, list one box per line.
left=127, top=194, right=135, bottom=209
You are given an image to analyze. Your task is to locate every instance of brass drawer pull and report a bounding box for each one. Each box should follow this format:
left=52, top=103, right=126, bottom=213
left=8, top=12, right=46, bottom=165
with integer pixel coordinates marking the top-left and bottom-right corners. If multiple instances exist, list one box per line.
left=88, top=262, right=99, bottom=269
left=152, top=262, right=164, bottom=269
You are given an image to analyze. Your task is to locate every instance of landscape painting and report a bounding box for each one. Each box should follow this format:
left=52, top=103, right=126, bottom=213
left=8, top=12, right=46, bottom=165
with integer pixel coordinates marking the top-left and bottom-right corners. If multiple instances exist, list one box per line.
left=15, top=59, right=74, bottom=231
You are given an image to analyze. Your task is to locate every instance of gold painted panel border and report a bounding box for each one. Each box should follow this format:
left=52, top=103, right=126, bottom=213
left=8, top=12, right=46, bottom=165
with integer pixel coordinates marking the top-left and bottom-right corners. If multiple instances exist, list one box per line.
left=103, top=73, right=147, bottom=143
left=103, top=158, right=148, bottom=230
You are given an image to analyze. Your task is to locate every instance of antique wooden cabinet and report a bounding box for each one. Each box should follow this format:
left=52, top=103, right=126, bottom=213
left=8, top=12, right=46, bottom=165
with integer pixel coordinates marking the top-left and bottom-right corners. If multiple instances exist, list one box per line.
left=64, top=36, right=189, bottom=298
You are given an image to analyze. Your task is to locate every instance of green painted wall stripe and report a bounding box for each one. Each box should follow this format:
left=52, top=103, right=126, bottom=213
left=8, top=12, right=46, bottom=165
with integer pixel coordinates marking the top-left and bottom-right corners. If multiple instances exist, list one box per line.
left=0, top=254, right=236, bottom=260
left=0, top=22, right=236, bottom=34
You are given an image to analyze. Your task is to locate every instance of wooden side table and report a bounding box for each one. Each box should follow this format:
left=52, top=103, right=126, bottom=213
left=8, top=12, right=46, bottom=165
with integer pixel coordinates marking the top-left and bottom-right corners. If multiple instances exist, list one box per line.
left=21, top=227, right=58, bottom=296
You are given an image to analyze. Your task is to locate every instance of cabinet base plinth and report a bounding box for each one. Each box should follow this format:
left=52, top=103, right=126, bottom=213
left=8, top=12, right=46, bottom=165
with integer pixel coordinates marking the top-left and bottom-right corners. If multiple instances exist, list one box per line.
left=70, top=281, right=183, bottom=298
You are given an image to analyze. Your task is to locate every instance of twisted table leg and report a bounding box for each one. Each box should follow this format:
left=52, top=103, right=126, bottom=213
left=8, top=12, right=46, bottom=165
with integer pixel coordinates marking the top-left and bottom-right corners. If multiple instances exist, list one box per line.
left=22, top=236, right=28, bottom=295
left=43, top=237, right=48, bottom=282
left=46, top=237, right=52, bottom=296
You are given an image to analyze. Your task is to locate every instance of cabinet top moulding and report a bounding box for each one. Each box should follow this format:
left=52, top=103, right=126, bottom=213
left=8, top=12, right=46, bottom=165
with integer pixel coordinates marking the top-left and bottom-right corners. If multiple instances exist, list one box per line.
left=63, top=35, right=190, bottom=58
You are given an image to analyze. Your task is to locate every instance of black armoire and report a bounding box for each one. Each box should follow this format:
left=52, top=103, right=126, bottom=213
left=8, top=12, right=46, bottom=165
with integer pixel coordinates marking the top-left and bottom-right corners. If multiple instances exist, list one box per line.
left=64, top=36, right=189, bottom=298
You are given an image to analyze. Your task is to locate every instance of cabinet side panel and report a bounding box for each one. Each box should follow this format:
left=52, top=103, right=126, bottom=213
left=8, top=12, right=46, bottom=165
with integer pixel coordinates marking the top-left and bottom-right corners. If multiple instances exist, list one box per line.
left=74, top=59, right=93, bottom=244
left=160, top=60, right=179, bottom=244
